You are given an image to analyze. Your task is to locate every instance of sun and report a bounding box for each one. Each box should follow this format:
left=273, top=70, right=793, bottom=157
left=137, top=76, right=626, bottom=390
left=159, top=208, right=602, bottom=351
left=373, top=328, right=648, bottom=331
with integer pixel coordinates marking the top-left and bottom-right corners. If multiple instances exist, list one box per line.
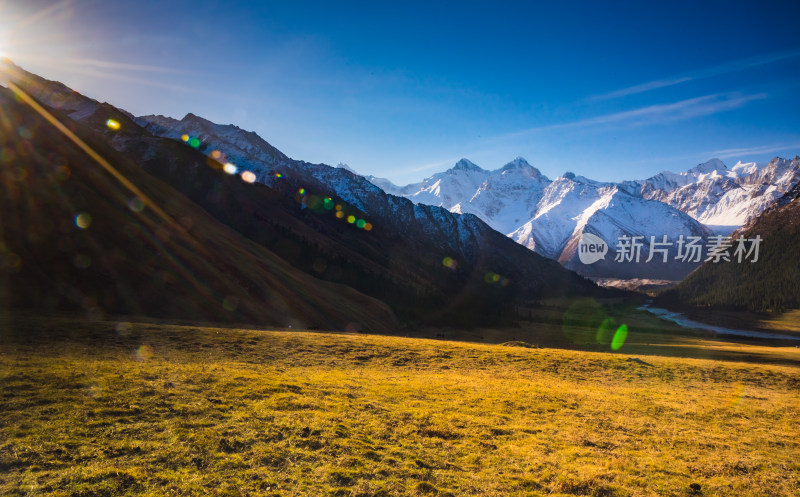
left=0, top=34, right=11, bottom=61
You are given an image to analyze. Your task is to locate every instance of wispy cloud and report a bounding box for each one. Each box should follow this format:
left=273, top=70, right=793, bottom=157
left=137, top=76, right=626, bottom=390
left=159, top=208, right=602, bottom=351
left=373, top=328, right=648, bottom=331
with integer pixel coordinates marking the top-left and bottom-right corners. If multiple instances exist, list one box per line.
left=577, top=92, right=766, bottom=127
left=589, top=49, right=800, bottom=101
left=704, top=141, right=800, bottom=160
left=590, top=77, right=693, bottom=101
left=24, top=56, right=213, bottom=96
left=62, top=57, right=191, bottom=75
left=501, top=92, right=766, bottom=141
left=622, top=141, right=800, bottom=169
left=11, top=0, right=76, bottom=29
left=392, top=92, right=771, bottom=182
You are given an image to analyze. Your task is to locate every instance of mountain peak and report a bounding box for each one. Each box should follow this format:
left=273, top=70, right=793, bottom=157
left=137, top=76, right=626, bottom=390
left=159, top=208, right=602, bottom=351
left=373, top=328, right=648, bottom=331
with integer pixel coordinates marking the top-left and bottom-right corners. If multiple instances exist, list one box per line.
left=496, top=157, right=548, bottom=181
left=0, top=57, right=18, bottom=86
left=0, top=56, right=21, bottom=74
left=689, top=158, right=727, bottom=175
left=500, top=156, right=531, bottom=171
left=336, top=163, right=357, bottom=174
left=181, top=112, right=208, bottom=123
left=450, top=158, right=484, bottom=173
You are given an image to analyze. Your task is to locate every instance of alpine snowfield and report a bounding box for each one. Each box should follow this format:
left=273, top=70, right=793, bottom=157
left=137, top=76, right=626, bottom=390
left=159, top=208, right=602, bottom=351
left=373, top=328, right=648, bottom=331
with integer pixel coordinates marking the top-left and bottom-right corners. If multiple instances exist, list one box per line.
left=370, top=156, right=800, bottom=279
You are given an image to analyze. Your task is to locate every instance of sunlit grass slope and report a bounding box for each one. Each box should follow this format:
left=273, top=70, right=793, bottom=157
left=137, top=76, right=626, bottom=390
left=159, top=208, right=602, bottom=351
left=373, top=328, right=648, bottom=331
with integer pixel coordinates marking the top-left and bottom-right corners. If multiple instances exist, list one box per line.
left=2, top=315, right=799, bottom=496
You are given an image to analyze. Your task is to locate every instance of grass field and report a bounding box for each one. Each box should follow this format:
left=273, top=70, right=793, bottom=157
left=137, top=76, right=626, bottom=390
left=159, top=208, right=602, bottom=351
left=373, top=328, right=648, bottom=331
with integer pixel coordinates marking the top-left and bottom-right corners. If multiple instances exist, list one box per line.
left=665, top=308, right=800, bottom=336
left=1, top=312, right=799, bottom=496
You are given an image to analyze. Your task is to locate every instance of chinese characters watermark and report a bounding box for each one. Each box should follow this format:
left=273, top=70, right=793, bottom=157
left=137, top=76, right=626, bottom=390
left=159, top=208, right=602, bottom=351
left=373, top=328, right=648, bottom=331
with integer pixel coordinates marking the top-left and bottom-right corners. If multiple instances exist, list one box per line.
left=578, top=233, right=762, bottom=264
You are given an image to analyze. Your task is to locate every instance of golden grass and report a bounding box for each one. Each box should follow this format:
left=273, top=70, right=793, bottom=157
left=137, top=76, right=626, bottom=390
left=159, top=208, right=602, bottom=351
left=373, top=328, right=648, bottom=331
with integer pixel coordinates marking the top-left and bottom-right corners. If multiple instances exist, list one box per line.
left=1, top=314, right=799, bottom=496
left=758, top=310, right=800, bottom=333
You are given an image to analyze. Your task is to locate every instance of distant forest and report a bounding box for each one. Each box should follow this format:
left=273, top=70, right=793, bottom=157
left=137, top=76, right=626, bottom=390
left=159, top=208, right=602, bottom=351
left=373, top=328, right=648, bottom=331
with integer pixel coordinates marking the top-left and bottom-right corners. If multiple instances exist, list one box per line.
left=659, top=188, right=800, bottom=313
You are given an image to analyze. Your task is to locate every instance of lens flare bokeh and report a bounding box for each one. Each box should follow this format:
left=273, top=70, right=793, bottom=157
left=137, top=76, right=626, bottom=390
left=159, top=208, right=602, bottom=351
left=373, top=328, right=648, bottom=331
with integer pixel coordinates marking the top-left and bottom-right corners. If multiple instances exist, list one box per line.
left=135, top=344, right=154, bottom=362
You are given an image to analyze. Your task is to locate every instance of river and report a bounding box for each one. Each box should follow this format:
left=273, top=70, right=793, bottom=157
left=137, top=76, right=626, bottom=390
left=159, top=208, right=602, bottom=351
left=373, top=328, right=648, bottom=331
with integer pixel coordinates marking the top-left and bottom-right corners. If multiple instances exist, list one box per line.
left=639, top=304, right=800, bottom=342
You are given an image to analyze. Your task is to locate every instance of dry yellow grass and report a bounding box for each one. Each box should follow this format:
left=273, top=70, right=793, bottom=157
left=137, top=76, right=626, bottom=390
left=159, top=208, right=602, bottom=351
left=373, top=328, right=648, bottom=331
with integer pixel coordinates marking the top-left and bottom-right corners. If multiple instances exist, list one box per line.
left=1, top=314, right=799, bottom=496
left=758, top=310, right=800, bottom=333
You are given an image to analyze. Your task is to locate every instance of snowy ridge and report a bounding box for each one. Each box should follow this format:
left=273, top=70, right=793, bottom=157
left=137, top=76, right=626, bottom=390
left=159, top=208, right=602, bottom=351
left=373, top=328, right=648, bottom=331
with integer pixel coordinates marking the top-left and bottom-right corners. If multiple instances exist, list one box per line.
left=372, top=155, right=799, bottom=278
left=631, top=157, right=800, bottom=228
left=29, top=56, right=787, bottom=281
left=136, top=113, right=388, bottom=212
left=134, top=113, right=500, bottom=262
left=3, top=56, right=795, bottom=280
left=9, top=49, right=793, bottom=278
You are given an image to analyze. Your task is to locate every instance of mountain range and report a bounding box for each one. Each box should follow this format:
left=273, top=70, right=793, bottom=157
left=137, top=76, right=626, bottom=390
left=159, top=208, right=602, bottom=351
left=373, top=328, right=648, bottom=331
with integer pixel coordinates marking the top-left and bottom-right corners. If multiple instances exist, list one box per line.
left=658, top=180, right=800, bottom=313
left=134, top=112, right=799, bottom=282
left=0, top=59, right=607, bottom=329
left=367, top=155, right=800, bottom=280
left=6, top=55, right=794, bottom=315
left=0, top=82, right=397, bottom=331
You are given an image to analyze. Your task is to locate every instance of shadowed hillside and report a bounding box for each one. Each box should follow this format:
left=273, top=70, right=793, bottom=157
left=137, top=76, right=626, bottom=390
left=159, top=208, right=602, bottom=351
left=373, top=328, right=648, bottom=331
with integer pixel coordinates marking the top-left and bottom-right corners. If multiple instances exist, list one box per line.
left=0, top=85, right=398, bottom=331
left=659, top=182, right=800, bottom=312
left=2, top=59, right=612, bottom=327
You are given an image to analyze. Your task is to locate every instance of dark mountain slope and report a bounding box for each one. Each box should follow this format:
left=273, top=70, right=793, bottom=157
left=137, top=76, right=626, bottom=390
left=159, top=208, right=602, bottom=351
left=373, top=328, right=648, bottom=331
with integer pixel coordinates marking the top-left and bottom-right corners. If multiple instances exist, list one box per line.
left=658, top=183, right=800, bottom=312
left=0, top=84, right=398, bottom=331
left=110, top=110, right=603, bottom=325
left=3, top=59, right=610, bottom=327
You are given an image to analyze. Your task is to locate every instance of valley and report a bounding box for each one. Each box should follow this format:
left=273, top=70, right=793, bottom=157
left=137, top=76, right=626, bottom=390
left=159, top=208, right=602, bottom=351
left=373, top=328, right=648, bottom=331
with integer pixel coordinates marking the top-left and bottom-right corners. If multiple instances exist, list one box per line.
left=2, top=313, right=799, bottom=496
left=1, top=44, right=799, bottom=497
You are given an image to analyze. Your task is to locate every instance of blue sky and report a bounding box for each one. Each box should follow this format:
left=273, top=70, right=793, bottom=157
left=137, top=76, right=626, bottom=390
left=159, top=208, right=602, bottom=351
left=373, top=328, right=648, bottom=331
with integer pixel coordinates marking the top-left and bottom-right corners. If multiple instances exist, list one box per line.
left=2, top=0, right=799, bottom=184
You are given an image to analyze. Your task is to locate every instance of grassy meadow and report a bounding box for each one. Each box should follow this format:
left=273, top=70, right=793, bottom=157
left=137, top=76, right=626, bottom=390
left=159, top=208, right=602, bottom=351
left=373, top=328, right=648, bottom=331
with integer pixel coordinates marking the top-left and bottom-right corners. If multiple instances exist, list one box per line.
left=1, top=312, right=799, bottom=496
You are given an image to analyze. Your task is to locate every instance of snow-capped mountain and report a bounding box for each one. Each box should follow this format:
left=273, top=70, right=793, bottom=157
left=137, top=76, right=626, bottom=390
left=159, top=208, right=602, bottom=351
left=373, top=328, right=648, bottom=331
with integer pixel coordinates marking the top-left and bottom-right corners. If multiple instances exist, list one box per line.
left=625, top=157, right=800, bottom=230
left=134, top=91, right=795, bottom=280
left=401, top=158, right=493, bottom=208
left=131, top=117, right=612, bottom=301
left=372, top=157, right=549, bottom=235
left=452, top=158, right=550, bottom=235
left=505, top=175, right=711, bottom=279
left=553, top=187, right=712, bottom=279
left=367, top=159, right=716, bottom=279
left=369, top=155, right=799, bottom=279
left=336, top=163, right=357, bottom=174
left=7, top=56, right=792, bottom=283
left=509, top=173, right=613, bottom=258
left=132, top=113, right=602, bottom=289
